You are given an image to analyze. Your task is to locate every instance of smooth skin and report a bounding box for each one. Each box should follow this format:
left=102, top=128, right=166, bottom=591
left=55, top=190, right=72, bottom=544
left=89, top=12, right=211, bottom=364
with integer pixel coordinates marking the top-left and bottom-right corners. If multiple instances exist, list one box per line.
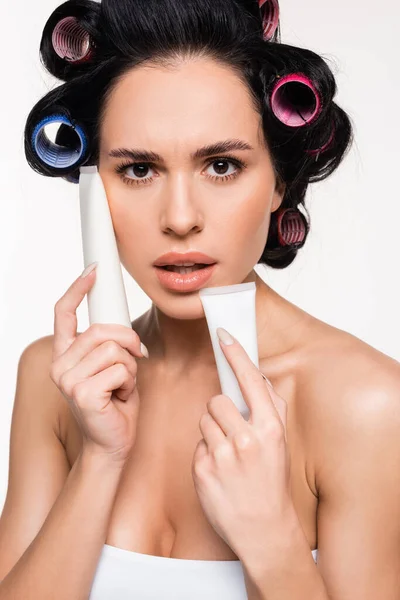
left=0, top=56, right=399, bottom=599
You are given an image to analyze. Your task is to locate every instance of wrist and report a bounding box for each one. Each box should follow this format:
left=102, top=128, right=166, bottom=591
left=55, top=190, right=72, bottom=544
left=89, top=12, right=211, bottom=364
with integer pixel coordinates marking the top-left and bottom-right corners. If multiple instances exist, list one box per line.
left=238, top=502, right=301, bottom=575
left=80, top=446, right=128, bottom=471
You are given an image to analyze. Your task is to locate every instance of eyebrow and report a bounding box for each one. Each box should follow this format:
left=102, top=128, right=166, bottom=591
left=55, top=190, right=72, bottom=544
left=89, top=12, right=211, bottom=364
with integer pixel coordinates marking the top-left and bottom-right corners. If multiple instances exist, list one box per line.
left=107, top=139, right=254, bottom=163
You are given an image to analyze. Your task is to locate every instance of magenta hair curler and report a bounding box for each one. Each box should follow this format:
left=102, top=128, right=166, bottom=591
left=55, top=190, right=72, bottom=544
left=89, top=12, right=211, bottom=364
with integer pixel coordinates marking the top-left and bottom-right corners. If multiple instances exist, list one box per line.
left=277, top=208, right=307, bottom=247
left=51, top=16, right=94, bottom=63
left=258, top=0, right=280, bottom=41
left=270, top=73, right=323, bottom=127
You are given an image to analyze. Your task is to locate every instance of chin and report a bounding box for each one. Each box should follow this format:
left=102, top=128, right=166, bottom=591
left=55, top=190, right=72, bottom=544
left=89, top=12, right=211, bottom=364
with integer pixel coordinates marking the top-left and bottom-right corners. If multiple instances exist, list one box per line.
left=151, top=290, right=209, bottom=320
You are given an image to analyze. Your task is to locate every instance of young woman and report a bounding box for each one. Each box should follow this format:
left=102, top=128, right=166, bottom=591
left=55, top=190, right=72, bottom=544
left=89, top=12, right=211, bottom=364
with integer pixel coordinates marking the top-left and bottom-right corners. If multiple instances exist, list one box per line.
left=0, top=0, right=398, bottom=598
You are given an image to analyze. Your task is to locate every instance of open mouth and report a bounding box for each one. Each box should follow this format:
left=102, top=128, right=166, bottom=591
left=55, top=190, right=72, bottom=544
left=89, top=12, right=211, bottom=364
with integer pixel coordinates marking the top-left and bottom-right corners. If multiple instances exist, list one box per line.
left=157, top=264, right=210, bottom=273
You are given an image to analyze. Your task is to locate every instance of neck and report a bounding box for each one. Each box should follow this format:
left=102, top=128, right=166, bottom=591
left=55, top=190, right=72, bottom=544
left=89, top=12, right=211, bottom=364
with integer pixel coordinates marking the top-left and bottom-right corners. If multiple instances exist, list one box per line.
left=139, top=269, right=304, bottom=376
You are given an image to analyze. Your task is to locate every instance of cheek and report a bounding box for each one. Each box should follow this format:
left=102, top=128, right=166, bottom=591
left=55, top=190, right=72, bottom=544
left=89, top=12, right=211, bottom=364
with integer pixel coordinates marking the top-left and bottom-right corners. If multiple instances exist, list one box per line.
left=114, top=215, right=150, bottom=265
left=101, top=180, right=149, bottom=235
left=225, top=196, right=270, bottom=258
left=103, top=191, right=151, bottom=263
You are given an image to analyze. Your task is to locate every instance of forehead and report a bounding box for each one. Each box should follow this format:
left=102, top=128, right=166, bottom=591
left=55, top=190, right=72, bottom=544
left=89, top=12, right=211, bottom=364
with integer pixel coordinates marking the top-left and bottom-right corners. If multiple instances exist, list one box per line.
left=100, top=58, right=261, bottom=151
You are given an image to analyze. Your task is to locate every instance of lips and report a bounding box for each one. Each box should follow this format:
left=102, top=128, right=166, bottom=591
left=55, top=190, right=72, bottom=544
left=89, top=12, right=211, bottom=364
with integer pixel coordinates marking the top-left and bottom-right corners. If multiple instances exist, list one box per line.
left=161, top=264, right=208, bottom=272
left=153, top=251, right=217, bottom=267
left=154, top=263, right=217, bottom=292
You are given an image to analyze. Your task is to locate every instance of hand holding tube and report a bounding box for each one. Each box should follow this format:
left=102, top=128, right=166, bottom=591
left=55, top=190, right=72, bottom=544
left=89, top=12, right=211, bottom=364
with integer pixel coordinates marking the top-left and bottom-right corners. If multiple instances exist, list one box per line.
left=50, top=265, right=148, bottom=465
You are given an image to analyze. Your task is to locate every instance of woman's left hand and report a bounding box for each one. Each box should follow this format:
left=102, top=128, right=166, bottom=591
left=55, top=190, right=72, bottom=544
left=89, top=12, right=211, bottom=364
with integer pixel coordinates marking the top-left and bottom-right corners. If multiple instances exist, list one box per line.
left=191, top=327, right=293, bottom=558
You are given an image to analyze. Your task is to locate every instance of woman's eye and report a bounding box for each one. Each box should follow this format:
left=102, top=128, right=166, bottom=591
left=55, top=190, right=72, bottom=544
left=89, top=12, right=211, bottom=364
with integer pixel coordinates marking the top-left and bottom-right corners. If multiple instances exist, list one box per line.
left=115, top=158, right=246, bottom=186
left=121, top=163, right=155, bottom=184
left=205, top=159, right=241, bottom=180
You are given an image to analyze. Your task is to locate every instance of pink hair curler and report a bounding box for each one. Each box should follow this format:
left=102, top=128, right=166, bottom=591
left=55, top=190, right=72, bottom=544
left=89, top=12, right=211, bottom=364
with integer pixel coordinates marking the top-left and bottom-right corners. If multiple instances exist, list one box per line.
left=259, top=0, right=280, bottom=41
left=270, top=73, right=323, bottom=127
left=52, top=16, right=94, bottom=63
left=277, top=208, right=307, bottom=246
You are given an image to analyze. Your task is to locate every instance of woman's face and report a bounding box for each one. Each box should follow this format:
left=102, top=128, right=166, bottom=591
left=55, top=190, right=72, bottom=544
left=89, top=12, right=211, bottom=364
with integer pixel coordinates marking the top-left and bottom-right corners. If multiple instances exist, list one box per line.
left=98, top=57, right=285, bottom=319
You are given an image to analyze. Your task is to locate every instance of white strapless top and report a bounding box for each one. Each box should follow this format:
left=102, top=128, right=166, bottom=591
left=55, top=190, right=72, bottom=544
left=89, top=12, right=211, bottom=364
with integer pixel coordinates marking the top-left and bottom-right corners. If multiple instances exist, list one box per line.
left=88, top=543, right=318, bottom=599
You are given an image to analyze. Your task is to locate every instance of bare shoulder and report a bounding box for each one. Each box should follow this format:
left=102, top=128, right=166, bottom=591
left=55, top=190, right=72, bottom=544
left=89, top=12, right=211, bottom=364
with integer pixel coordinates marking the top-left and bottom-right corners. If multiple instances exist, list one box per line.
left=300, top=320, right=399, bottom=400
left=20, top=334, right=64, bottom=439
left=0, top=336, right=70, bottom=580
left=296, top=320, right=400, bottom=488
left=291, top=321, right=400, bottom=594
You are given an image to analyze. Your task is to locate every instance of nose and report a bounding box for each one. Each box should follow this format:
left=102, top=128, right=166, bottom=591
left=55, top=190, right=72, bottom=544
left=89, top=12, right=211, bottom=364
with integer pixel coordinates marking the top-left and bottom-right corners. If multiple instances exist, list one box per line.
left=160, top=178, right=204, bottom=237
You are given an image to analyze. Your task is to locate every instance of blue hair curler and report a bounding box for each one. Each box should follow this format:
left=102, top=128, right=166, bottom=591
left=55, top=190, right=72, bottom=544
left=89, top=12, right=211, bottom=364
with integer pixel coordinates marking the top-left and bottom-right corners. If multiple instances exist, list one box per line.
left=31, top=113, right=88, bottom=169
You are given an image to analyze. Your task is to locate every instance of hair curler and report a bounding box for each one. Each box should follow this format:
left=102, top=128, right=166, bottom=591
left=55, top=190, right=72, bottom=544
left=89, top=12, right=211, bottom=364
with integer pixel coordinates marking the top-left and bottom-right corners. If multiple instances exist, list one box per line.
left=276, top=208, right=307, bottom=246
left=259, top=0, right=280, bottom=41
left=79, top=166, right=131, bottom=328
left=270, top=73, right=322, bottom=127
left=52, top=16, right=94, bottom=63
left=199, top=282, right=258, bottom=421
left=31, top=113, right=88, bottom=169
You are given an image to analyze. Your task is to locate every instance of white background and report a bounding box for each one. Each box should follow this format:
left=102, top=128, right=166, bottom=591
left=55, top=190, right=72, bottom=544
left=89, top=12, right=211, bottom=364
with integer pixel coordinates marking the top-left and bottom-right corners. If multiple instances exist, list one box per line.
left=0, top=0, right=399, bottom=509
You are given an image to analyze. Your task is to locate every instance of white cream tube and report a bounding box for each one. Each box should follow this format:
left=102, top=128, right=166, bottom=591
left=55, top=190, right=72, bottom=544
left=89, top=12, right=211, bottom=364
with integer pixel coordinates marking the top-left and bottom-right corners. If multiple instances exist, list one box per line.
left=79, top=166, right=131, bottom=328
left=199, top=282, right=258, bottom=420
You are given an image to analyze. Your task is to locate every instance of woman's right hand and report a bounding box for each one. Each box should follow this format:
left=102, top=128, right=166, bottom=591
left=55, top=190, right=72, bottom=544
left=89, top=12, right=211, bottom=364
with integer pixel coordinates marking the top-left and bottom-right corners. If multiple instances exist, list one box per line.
left=50, top=263, right=148, bottom=465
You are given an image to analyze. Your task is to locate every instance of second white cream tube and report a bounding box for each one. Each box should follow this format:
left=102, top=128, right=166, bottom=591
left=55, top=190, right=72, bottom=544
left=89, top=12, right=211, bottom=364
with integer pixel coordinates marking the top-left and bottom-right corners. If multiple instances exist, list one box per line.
left=199, top=282, right=258, bottom=420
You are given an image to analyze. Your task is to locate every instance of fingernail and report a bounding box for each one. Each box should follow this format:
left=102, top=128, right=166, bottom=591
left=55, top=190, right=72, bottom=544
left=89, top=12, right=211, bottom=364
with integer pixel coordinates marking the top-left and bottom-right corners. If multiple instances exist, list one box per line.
left=216, top=327, right=235, bottom=346
left=140, top=342, right=150, bottom=358
left=81, top=262, right=98, bottom=278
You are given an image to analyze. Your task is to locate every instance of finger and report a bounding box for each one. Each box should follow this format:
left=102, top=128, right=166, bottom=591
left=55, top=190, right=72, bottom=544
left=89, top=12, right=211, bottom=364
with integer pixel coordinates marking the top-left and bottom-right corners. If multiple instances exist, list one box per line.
left=216, top=327, right=281, bottom=427
left=206, top=394, right=246, bottom=439
left=53, top=264, right=98, bottom=361
left=53, top=324, right=144, bottom=381
left=192, top=438, right=208, bottom=467
left=73, top=363, right=136, bottom=411
left=60, top=342, right=138, bottom=397
left=199, top=412, right=225, bottom=450
left=79, top=342, right=137, bottom=381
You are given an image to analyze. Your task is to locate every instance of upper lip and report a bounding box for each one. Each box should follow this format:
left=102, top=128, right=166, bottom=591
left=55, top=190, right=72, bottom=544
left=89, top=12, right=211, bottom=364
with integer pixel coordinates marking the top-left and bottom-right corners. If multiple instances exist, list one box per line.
left=153, top=251, right=217, bottom=267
